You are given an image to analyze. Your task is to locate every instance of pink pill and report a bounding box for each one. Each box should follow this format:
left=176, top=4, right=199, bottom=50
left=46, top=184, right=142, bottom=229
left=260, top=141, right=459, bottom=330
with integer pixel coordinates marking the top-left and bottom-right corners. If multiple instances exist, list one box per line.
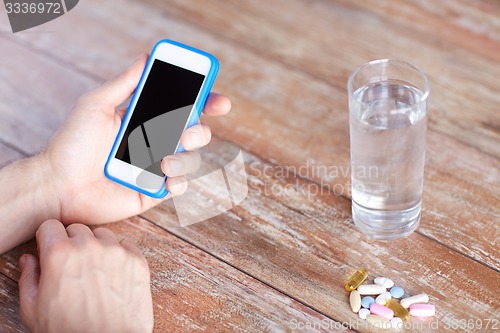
left=370, top=302, right=394, bottom=320
left=409, top=303, right=435, bottom=317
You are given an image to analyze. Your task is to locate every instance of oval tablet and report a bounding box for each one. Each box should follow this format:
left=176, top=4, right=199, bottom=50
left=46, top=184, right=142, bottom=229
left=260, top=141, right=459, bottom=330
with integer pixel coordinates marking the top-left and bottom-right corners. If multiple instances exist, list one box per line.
left=350, top=290, right=361, bottom=313
left=376, top=294, right=388, bottom=305
left=370, top=303, right=394, bottom=320
left=361, top=296, right=375, bottom=308
left=409, top=303, right=435, bottom=317
left=400, top=293, right=429, bottom=309
left=366, top=314, right=392, bottom=329
left=374, top=277, right=394, bottom=288
left=357, top=284, right=386, bottom=295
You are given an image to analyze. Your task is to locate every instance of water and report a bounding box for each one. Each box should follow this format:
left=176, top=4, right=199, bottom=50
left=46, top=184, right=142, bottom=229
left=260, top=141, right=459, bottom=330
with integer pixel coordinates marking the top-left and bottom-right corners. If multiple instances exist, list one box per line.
left=350, top=80, right=427, bottom=239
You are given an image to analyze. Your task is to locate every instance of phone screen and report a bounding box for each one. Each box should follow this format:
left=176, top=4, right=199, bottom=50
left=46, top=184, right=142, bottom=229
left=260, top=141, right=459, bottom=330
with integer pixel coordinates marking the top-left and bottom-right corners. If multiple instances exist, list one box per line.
left=115, top=59, right=205, bottom=177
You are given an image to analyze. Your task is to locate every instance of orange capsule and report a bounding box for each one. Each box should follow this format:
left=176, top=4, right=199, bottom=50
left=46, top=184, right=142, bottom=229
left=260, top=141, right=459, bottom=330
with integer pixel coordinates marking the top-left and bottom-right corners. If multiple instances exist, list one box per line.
left=345, top=269, right=368, bottom=291
left=385, top=299, right=410, bottom=321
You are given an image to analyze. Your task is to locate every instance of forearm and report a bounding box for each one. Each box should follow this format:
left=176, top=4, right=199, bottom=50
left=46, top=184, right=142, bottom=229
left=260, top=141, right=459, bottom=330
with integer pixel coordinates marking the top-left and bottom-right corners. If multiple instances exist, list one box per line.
left=0, top=154, right=60, bottom=254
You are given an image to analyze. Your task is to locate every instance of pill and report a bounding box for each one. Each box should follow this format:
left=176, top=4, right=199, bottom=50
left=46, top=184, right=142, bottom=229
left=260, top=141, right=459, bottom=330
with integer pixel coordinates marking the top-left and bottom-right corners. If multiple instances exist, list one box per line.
left=385, top=299, right=410, bottom=321
left=390, top=286, right=404, bottom=298
left=381, top=291, right=392, bottom=299
left=390, top=317, right=403, bottom=329
left=376, top=294, right=388, bottom=305
left=361, top=296, right=375, bottom=308
left=366, top=314, right=392, bottom=329
left=349, top=290, right=361, bottom=313
left=358, top=284, right=386, bottom=295
left=409, top=303, right=435, bottom=317
left=345, top=269, right=368, bottom=291
left=374, top=277, right=395, bottom=289
left=358, top=308, right=370, bottom=320
left=370, top=303, right=394, bottom=320
left=400, top=293, right=429, bottom=309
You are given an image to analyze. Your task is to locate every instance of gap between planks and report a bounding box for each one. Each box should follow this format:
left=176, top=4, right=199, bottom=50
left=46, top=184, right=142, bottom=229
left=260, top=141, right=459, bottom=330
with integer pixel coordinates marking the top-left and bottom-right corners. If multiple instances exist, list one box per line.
left=139, top=214, right=359, bottom=332
left=2, top=6, right=498, bottom=161
left=0, top=31, right=496, bottom=274
left=142, top=0, right=500, bottom=160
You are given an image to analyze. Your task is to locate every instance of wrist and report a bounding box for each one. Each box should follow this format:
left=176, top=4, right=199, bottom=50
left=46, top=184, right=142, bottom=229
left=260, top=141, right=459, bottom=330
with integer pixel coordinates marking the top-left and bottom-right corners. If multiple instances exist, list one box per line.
left=0, top=154, right=61, bottom=253
left=30, top=152, right=62, bottom=223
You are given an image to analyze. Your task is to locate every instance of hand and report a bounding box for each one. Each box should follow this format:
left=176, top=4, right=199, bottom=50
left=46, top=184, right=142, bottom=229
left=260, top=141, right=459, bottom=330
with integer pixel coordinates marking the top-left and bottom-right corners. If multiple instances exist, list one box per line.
left=18, top=220, right=153, bottom=333
left=42, top=54, right=231, bottom=224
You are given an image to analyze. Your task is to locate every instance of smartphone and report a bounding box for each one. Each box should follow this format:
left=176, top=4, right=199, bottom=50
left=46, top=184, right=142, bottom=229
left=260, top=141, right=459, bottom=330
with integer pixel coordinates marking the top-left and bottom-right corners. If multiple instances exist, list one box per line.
left=104, top=40, right=219, bottom=198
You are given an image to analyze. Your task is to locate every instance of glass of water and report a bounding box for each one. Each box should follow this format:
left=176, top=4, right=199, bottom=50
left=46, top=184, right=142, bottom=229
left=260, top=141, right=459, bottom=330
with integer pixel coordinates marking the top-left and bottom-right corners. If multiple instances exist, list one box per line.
left=348, top=59, right=430, bottom=240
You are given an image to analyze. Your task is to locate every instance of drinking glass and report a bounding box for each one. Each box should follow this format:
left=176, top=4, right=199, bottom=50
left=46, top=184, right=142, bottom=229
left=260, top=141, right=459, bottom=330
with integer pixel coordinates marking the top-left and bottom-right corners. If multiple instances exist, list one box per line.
left=348, top=59, right=430, bottom=239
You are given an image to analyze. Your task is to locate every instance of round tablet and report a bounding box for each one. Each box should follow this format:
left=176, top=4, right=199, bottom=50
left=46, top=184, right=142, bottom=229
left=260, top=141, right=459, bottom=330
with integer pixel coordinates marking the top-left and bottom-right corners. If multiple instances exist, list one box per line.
left=390, top=286, right=405, bottom=298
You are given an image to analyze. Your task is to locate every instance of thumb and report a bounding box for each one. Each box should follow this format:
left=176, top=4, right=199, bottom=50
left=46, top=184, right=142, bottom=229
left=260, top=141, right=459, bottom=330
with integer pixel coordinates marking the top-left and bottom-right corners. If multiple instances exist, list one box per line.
left=18, top=254, right=40, bottom=328
left=80, top=53, right=149, bottom=114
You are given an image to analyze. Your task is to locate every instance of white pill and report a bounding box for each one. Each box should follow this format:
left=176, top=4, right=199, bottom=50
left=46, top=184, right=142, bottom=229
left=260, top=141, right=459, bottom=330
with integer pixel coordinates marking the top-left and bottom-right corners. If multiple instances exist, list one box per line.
left=400, top=293, right=429, bottom=309
left=376, top=294, right=388, bottom=305
left=381, top=291, right=392, bottom=299
left=350, top=290, right=361, bottom=313
left=357, top=284, right=387, bottom=295
left=358, top=308, right=370, bottom=320
left=366, top=314, right=392, bottom=329
left=374, top=277, right=395, bottom=289
left=390, top=317, right=403, bottom=329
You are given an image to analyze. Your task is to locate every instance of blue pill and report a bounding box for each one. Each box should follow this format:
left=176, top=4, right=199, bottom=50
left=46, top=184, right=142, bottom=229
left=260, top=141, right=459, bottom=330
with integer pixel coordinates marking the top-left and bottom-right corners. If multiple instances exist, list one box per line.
left=390, top=286, right=404, bottom=298
left=361, top=296, right=375, bottom=308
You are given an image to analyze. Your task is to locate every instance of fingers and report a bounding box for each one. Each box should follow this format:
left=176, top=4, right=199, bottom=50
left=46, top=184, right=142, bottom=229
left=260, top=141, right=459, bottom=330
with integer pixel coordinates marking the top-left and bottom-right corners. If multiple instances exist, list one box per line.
left=66, top=223, right=95, bottom=239
left=120, top=240, right=145, bottom=260
left=180, top=124, right=211, bottom=151
left=36, top=219, right=68, bottom=257
left=203, top=93, right=232, bottom=116
left=166, top=176, right=188, bottom=196
left=18, top=254, right=40, bottom=330
left=93, top=227, right=119, bottom=244
left=161, top=151, right=201, bottom=177
left=78, top=54, right=149, bottom=114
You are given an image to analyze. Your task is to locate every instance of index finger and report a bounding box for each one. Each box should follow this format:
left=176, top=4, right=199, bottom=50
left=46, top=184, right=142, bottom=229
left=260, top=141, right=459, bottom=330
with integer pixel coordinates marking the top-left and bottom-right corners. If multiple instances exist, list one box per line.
left=36, top=219, right=68, bottom=256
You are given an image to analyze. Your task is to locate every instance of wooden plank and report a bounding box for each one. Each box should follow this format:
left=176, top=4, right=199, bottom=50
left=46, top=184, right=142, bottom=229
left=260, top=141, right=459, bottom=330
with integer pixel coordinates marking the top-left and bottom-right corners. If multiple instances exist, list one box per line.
left=0, top=142, right=25, bottom=167
left=145, top=0, right=500, bottom=158
left=2, top=0, right=497, bottom=267
left=141, top=146, right=500, bottom=332
left=0, top=219, right=352, bottom=332
left=0, top=36, right=97, bottom=155
left=0, top=1, right=497, bottom=331
left=0, top=274, right=28, bottom=333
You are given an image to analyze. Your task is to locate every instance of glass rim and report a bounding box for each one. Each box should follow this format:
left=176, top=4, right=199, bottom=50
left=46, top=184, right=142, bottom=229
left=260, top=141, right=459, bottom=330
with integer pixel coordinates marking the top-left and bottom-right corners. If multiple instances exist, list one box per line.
left=348, top=59, right=430, bottom=104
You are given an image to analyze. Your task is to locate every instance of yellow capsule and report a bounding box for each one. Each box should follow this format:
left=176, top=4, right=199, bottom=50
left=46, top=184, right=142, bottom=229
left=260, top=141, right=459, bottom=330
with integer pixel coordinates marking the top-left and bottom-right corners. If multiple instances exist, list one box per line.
left=344, top=269, right=368, bottom=291
left=385, top=299, right=410, bottom=321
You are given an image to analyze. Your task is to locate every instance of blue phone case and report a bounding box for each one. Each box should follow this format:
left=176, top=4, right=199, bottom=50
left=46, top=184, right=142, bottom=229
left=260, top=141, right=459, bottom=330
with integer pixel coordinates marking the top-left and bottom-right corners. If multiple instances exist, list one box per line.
left=104, top=39, right=219, bottom=198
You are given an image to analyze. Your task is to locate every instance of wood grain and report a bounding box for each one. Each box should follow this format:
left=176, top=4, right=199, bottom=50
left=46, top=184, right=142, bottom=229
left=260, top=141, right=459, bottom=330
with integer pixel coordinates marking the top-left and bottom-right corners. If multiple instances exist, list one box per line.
left=141, top=144, right=499, bottom=332
left=0, top=274, right=28, bottom=333
left=0, top=0, right=498, bottom=331
left=146, top=0, right=500, bottom=157
left=0, top=219, right=352, bottom=332
left=2, top=0, right=497, bottom=267
left=0, top=36, right=97, bottom=155
left=0, top=142, right=25, bottom=167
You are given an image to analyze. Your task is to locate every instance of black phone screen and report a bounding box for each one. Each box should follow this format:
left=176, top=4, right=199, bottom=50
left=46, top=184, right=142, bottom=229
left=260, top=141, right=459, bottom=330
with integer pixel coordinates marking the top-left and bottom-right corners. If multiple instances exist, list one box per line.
left=115, top=59, right=205, bottom=177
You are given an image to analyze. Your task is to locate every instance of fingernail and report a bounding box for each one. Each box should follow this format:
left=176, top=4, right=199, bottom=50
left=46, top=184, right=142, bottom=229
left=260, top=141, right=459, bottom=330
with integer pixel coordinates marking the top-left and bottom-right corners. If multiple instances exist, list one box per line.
left=189, top=131, right=202, bottom=148
left=165, top=158, right=183, bottom=175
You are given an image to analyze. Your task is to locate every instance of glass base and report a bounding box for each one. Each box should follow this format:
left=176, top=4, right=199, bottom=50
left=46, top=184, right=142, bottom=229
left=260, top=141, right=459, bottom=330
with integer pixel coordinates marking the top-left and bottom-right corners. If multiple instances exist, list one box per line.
left=352, top=201, right=421, bottom=240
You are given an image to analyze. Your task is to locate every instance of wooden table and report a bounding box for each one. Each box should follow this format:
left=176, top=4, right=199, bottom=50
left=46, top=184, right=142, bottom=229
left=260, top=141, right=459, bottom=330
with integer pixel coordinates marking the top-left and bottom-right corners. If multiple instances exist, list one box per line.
left=1, top=0, right=498, bottom=332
